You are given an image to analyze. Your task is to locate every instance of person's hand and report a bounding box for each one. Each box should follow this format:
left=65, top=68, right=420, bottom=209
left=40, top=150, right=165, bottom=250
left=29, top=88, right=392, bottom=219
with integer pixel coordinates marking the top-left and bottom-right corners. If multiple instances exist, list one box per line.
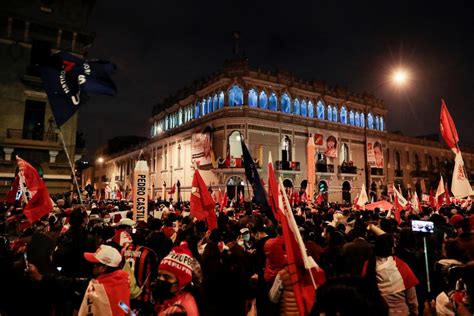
left=27, top=263, right=43, bottom=281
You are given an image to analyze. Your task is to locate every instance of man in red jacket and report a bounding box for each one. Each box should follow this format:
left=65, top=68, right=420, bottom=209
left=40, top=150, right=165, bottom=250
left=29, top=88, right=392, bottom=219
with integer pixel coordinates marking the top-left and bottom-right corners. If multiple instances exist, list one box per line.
left=79, top=244, right=130, bottom=316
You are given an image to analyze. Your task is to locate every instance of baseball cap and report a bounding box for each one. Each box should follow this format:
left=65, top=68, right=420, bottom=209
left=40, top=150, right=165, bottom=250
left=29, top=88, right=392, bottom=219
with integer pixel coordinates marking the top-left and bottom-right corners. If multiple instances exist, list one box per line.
left=84, top=245, right=122, bottom=267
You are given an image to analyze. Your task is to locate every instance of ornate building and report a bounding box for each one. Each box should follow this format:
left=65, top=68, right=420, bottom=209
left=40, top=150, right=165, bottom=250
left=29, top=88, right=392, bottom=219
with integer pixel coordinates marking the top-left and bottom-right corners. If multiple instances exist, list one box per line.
left=87, top=58, right=474, bottom=203
left=0, top=0, right=95, bottom=195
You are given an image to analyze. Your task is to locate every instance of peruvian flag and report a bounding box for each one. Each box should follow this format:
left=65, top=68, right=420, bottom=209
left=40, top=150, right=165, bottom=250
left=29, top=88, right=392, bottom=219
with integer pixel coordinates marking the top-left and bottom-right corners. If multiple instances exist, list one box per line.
left=168, top=183, right=176, bottom=195
left=435, top=176, right=445, bottom=209
left=429, top=188, right=437, bottom=209
left=393, top=185, right=407, bottom=224
left=277, top=177, right=324, bottom=315
left=355, top=183, right=369, bottom=210
left=451, top=152, right=472, bottom=198
left=190, top=170, right=217, bottom=231
left=5, top=169, right=20, bottom=204
left=411, top=191, right=421, bottom=214
left=440, top=100, right=459, bottom=154
left=17, top=157, right=53, bottom=224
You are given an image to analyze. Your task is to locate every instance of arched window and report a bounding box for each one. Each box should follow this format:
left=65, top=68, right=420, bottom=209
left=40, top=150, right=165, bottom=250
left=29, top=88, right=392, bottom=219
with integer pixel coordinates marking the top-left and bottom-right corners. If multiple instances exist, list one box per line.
left=228, top=85, right=243, bottom=106
left=327, top=105, right=333, bottom=121
left=281, top=93, right=291, bottom=113
left=340, top=143, right=349, bottom=163
left=317, top=101, right=325, bottom=120
left=360, top=113, right=365, bottom=128
left=212, top=94, right=218, bottom=111
left=228, top=131, right=243, bottom=158
left=332, top=106, right=338, bottom=122
left=375, top=116, right=380, bottom=130
left=218, top=91, right=225, bottom=108
left=207, top=97, right=212, bottom=114
left=380, top=117, right=384, bottom=131
left=355, top=112, right=360, bottom=127
left=293, top=98, right=300, bottom=115
left=367, top=113, right=374, bottom=129
left=259, top=91, right=268, bottom=109
left=301, top=100, right=307, bottom=116
left=308, top=101, right=314, bottom=118
left=349, top=111, right=355, bottom=125
left=248, top=89, right=258, bottom=107
left=269, top=92, right=278, bottom=111
left=194, top=101, right=200, bottom=118
left=340, top=106, right=348, bottom=124
left=201, top=99, right=207, bottom=115
left=281, top=136, right=291, bottom=162
left=394, top=150, right=401, bottom=170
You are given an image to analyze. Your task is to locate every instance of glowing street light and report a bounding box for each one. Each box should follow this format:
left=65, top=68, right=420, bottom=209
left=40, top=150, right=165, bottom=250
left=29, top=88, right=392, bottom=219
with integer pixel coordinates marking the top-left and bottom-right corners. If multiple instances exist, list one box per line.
left=392, top=68, right=409, bottom=86
left=97, top=157, right=104, bottom=164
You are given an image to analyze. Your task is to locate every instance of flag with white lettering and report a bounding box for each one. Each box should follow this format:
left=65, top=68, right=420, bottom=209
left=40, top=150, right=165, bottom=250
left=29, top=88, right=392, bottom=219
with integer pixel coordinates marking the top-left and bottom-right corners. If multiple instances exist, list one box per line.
left=38, top=51, right=117, bottom=127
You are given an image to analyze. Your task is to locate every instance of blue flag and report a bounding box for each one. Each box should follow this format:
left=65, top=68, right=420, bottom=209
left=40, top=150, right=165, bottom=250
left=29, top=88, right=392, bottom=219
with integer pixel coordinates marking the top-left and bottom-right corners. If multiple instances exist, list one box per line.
left=38, top=51, right=117, bottom=127
left=241, top=139, right=273, bottom=219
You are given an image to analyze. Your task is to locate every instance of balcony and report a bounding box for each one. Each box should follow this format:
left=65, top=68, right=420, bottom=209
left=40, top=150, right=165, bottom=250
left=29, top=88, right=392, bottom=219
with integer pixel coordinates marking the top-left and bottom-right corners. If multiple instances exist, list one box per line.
left=395, top=169, right=403, bottom=177
left=4, top=128, right=60, bottom=149
left=338, top=164, right=357, bottom=174
left=275, top=160, right=300, bottom=171
left=316, top=163, right=334, bottom=173
left=370, top=168, right=384, bottom=176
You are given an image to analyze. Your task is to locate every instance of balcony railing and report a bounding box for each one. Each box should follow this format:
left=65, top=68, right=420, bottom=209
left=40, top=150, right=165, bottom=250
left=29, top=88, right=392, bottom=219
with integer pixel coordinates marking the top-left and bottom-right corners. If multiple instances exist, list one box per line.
left=316, top=163, right=334, bottom=173
left=338, top=165, right=357, bottom=174
left=370, top=168, right=384, bottom=176
left=7, top=128, right=58, bottom=142
left=275, top=160, right=300, bottom=171
left=395, top=169, right=403, bottom=177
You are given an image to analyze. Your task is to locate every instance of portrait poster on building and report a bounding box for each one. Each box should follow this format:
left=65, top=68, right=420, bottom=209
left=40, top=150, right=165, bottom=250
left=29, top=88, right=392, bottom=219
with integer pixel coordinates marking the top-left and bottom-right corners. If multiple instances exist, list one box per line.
left=133, top=159, right=149, bottom=222
left=191, top=126, right=212, bottom=166
left=314, top=131, right=338, bottom=158
left=367, top=138, right=384, bottom=168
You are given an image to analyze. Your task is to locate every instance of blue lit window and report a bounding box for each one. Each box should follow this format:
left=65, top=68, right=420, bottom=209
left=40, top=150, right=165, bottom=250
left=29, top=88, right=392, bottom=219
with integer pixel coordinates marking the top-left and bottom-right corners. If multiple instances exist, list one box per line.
left=355, top=112, right=360, bottom=127
left=380, top=117, right=384, bottom=131
left=248, top=89, right=258, bottom=107
left=213, top=94, right=218, bottom=111
left=218, top=91, right=224, bottom=108
left=301, top=100, right=307, bottom=116
left=332, top=107, right=338, bottom=122
left=228, top=85, right=243, bottom=106
left=340, top=106, right=347, bottom=124
left=293, top=98, right=300, bottom=115
left=269, top=92, right=278, bottom=111
left=259, top=91, right=268, bottom=109
left=194, top=101, right=200, bottom=118
left=317, top=101, right=325, bottom=120
left=202, top=99, right=207, bottom=115
left=308, top=101, right=314, bottom=117
left=360, top=113, right=365, bottom=128
left=375, top=116, right=380, bottom=130
left=349, top=111, right=355, bottom=125
left=207, top=97, right=212, bottom=114
left=327, top=105, right=333, bottom=121
left=281, top=93, right=290, bottom=113
left=178, top=109, right=183, bottom=125
left=367, top=113, right=374, bottom=129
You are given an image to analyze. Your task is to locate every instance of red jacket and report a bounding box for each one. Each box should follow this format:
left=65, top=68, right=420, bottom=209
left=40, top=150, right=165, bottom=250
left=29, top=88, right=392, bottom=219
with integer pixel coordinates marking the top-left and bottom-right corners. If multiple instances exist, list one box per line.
left=264, top=236, right=287, bottom=282
left=155, top=291, right=199, bottom=316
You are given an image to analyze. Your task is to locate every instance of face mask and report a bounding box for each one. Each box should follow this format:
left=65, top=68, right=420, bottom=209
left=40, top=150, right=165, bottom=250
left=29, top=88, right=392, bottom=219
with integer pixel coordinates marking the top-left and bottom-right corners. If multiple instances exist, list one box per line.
left=243, top=234, right=250, bottom=242
left=237, top=240, right=244, bottom=247
left=104, top=218, right=111, bottom=223
left=152, top=279, right=176, bottom=302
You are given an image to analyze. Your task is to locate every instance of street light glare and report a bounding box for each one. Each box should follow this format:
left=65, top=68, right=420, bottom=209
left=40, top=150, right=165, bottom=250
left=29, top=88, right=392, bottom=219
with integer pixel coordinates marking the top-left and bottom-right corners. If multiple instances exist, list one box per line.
left=392, top=69, right=408, bottom=85
left=97, top=157, right=104, bottom=163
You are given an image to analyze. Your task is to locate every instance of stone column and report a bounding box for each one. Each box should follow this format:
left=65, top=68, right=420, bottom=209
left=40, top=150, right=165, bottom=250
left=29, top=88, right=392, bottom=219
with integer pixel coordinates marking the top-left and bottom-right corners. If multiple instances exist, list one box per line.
left=49, top=150, right=59, bottom=163
left=3, top=147, right=14, bottom=161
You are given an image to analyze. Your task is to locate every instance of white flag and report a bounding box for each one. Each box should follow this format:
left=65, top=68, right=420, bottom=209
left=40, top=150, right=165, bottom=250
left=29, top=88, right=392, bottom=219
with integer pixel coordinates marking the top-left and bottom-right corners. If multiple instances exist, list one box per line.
left=393, top=185, right=408, bottom=207
left=435, top=175, right=445, bottom=199
left=411, top=191, right=420, bottom=213
left=451, top=152, right=472, bottom=198
left=356, top=183, right=369, bottom=209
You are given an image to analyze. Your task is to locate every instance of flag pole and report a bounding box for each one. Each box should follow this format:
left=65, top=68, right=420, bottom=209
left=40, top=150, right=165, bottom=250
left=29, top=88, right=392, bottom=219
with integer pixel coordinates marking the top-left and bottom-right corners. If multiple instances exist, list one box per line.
left=54, top=119, right=83, bottom=204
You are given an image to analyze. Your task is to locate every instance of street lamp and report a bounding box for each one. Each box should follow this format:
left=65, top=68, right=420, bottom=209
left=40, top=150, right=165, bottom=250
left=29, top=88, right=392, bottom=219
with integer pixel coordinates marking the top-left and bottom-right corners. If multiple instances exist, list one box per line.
left=363, top=67, right=411, bottom=196
left=97, top=157, right=104, bottom=164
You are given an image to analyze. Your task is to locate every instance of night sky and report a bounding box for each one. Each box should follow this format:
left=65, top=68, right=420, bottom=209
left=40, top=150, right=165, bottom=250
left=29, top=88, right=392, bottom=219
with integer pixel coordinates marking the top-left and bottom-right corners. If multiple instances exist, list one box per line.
left=79, top=1, right=474, bottom=153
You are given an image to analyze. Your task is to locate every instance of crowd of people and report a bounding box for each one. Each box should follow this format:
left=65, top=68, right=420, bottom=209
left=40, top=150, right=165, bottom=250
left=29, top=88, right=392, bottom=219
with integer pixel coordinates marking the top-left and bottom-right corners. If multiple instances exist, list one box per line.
left=0, top=191, right=473, bottom=316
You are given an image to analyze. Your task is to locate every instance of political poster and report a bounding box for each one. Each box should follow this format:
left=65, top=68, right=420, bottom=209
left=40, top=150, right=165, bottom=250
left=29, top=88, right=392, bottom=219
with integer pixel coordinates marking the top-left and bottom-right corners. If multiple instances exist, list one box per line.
left=192, top=126, right=212, bottom=166
left=133, top=159, right=149, bottom=222
left=314, top=131, right=338, bottom=158
left=367, top=138, right=384, bottom=168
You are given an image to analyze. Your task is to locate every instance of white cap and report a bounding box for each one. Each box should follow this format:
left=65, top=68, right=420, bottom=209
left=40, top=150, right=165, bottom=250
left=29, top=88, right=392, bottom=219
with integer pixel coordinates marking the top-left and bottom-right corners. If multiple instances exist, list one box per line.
left=117, top=218, right=136, bottom=227
left=84, top=245, right=122, bottom=267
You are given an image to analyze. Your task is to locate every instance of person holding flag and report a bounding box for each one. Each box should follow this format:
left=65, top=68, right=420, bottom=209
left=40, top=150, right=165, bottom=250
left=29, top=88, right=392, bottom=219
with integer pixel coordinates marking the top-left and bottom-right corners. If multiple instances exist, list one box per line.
left=190, top=170, right=217, bottom=231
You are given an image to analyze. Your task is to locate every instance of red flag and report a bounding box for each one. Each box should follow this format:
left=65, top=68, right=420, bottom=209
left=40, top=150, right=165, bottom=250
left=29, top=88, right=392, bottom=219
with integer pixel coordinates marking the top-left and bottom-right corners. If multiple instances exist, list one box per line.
left=17, top=157, right=53, bottom=224
left=5, top=171, right=19, bottom=204
left=393, top=186, right=407, bottom=224
left=444, top=182, right=450, bottom=205
left=429, top=188, right=437, bottom=209
left=267, top=152, right=281, bottom=221
left=220, top=190, right=228, bottom=209
left=168, top=183, right=176, bottom=195
left=239, top=190, right=244, bottom=204
left=316, top=193, right=325, bottom=206
left=440, top=100, right=459, bottom=153
left=190, top=170, right=217, bottom=230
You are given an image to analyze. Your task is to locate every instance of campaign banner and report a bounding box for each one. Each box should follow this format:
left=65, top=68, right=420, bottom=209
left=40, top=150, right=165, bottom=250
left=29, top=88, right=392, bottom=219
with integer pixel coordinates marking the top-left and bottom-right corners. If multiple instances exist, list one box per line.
left=314, top=131, right=338, bottom=158
left=191, top=126, right=212, bottom=166
left=367, top=138, right=384, bottom=168
left=133, top=160, right=149, bottom=222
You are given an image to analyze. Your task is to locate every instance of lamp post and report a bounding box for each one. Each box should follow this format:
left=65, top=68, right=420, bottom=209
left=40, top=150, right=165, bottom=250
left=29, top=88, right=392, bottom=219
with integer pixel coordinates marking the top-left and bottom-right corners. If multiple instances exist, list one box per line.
left=364, top=68, right=410, bottom=196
